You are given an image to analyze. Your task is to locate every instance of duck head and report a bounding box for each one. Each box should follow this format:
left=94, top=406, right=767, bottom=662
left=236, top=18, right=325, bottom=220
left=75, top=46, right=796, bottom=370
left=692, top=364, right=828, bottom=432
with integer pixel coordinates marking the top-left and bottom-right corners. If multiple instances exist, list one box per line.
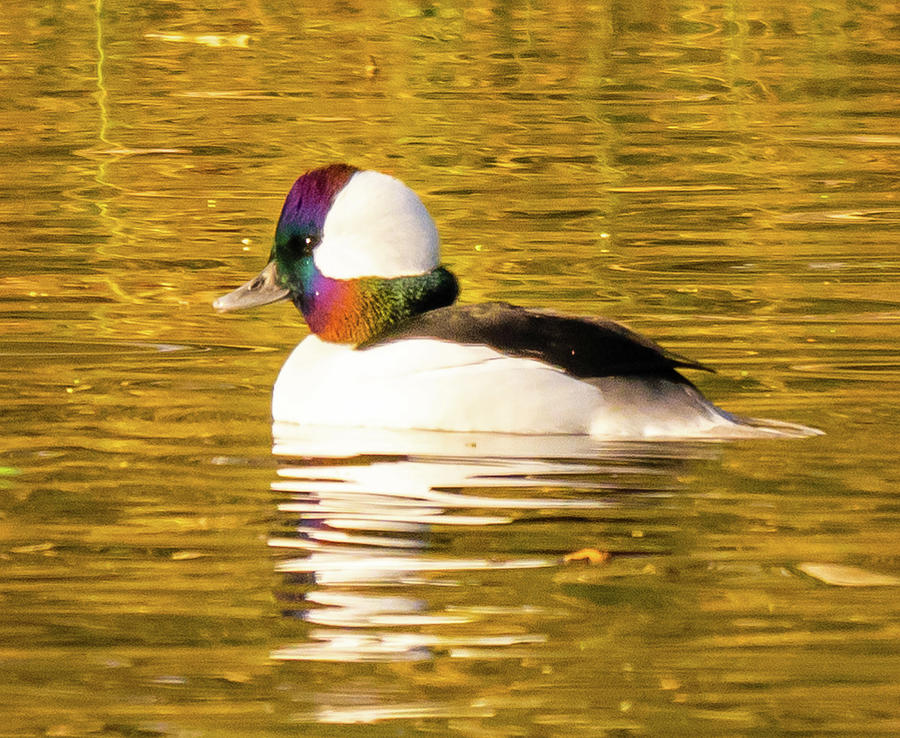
left=214, top=164, right=458, bottom=344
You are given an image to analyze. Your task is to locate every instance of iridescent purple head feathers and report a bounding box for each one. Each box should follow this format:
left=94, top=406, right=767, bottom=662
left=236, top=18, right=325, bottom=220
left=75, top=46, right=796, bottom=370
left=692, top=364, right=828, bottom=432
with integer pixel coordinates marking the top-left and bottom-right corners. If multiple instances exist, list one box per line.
left=217, top=164, right=456, bottom=344
left=273, top=163, right=358, bottom=254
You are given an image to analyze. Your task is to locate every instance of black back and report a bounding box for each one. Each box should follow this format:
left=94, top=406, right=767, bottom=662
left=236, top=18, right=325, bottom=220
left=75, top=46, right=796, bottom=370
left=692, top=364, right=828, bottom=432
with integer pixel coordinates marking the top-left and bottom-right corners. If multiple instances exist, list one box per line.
left=364, top=302, right=711, bottom=381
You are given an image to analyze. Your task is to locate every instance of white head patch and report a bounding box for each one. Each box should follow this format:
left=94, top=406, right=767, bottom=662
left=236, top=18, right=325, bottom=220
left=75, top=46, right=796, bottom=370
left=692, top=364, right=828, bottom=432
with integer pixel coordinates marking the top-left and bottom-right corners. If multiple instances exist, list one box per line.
left=313, top=170, right=440, bottom=279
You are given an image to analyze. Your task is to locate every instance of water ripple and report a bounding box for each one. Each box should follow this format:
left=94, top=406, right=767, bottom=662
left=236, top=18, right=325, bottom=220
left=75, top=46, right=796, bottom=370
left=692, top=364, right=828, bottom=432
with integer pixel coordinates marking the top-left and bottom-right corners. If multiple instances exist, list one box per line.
left=269, top=431, right=709, bottom=665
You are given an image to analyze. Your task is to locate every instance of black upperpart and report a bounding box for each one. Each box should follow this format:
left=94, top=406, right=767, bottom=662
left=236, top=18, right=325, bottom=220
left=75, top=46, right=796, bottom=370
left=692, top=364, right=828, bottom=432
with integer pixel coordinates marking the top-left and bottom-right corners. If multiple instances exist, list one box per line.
left=367, top=302, right=712, bottom=381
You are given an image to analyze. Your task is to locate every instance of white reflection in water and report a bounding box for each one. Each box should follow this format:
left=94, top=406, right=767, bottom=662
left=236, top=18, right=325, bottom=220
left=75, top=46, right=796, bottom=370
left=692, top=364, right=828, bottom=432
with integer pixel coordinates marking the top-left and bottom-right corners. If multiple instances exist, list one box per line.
left=301, top=701, right=498, bottom=724
left=270, top=423, right=717, bottom=665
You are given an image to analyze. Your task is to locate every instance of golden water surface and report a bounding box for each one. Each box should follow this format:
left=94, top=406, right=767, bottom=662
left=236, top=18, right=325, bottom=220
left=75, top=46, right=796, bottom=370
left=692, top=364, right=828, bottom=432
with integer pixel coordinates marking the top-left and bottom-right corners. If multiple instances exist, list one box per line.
left=1, top=1, right=899, bottom=735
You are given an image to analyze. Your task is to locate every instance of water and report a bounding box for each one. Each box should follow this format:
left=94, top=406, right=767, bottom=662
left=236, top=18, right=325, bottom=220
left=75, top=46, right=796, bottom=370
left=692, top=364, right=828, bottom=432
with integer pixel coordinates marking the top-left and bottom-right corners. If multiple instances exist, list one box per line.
left=2, top=1, right=899, bottom=735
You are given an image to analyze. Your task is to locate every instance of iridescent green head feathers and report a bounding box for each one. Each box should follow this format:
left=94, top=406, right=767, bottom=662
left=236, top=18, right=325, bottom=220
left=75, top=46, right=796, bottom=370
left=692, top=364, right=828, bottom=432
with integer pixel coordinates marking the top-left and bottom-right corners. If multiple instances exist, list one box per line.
left=214, top=164, right=458, bottom=344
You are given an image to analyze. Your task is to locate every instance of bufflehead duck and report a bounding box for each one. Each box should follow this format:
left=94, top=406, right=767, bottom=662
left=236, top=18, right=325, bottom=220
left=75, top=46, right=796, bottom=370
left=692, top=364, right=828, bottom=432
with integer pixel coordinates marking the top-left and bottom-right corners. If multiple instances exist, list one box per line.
left=214, top=164, right=820, bottom=439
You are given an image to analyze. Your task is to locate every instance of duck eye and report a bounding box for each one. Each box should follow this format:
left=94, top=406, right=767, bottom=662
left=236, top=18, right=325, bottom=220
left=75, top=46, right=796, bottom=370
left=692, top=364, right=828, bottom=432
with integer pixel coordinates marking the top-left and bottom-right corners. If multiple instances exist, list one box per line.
left=284, top=233, right=320, bottom=255
left=299, top=234, right=320, bottom=251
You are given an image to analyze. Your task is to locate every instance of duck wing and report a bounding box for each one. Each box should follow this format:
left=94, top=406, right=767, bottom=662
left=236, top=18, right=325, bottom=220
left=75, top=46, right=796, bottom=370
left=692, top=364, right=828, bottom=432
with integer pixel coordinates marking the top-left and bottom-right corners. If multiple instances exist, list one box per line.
left=365, top=302, right=711, bottom=380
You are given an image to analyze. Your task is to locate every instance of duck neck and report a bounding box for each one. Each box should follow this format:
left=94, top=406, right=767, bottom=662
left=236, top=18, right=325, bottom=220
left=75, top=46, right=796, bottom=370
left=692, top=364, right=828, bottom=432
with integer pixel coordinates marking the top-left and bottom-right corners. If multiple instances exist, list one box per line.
left=292, top=259, right=459, bottom=345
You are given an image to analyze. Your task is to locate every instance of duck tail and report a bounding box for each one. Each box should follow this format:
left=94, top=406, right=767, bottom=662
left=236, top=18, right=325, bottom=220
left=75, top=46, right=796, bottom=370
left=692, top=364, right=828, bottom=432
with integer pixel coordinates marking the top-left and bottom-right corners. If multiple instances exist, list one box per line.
left=722, top=412, right=824, bottom=438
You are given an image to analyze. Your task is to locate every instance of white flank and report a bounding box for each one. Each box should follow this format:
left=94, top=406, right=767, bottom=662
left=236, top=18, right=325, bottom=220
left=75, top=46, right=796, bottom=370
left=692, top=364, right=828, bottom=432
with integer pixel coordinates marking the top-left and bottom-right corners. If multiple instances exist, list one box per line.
left=269, top=336, right=802, bottom=439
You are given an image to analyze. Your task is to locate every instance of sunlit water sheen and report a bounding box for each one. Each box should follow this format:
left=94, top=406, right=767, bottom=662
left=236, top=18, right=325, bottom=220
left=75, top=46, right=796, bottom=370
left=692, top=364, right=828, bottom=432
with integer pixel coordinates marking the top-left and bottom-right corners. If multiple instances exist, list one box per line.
left=2, top=1, right=899, bottom=735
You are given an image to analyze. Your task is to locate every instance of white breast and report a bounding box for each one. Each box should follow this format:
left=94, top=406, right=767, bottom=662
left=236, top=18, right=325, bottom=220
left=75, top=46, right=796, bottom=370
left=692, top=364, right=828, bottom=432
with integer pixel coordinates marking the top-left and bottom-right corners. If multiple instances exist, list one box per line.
left=273, top=335, right=602, bottom=434
left=270, top=335, right=763, bottom=438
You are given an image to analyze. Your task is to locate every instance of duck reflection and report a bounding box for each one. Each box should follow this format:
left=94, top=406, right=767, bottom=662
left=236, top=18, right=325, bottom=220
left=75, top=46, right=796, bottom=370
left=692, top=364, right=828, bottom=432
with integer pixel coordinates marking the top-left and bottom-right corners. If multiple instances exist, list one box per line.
left=268, top=423, right=717, bottom=666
